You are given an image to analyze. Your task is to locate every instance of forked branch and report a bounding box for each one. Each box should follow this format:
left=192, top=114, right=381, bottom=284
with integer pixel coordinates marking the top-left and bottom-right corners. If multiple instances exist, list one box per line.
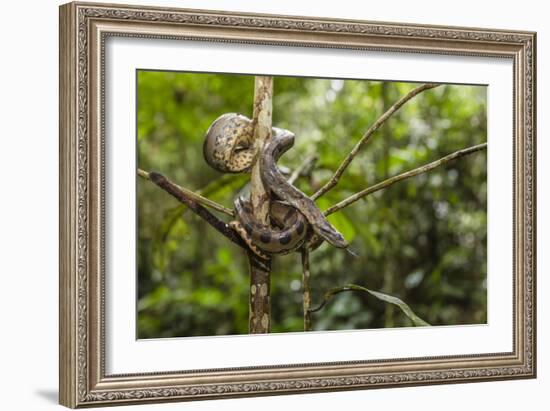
left=311, top=83, right=440, bottom=200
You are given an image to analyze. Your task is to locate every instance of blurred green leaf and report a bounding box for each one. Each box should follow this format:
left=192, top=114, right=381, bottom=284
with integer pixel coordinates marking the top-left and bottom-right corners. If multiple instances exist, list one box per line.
left=316, top=284, right=430, bottom=327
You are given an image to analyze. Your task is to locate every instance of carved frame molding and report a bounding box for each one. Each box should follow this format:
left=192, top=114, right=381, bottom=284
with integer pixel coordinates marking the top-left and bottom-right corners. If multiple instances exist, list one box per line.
left=59, top=2, right=536, bottom=407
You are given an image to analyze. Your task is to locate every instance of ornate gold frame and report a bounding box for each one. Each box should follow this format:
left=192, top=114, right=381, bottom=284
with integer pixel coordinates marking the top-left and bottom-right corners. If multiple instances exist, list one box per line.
left=59, top=1, right=536, bottom=408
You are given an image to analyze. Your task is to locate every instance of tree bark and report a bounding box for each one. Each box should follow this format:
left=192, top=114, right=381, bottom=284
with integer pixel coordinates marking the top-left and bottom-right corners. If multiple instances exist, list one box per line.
left=248, top=76, right=273, bottom=333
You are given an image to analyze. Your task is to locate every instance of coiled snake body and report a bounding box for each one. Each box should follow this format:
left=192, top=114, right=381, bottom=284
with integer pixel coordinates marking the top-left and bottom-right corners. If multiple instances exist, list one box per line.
left=204, top=113, right=348, bottom=258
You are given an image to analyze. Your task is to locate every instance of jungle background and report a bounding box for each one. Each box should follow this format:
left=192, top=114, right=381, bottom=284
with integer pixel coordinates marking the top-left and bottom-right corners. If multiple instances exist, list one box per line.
left=136, top=70, right=487, bottom=338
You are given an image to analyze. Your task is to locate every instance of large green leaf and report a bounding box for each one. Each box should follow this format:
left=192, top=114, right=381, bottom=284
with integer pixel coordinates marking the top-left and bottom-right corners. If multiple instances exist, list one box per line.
left=312, top=283, right=430, bottom=327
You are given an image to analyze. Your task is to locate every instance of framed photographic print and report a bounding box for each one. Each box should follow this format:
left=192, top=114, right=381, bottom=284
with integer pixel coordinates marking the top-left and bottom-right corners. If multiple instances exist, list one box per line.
left=59, top=1, right=537, bottom=408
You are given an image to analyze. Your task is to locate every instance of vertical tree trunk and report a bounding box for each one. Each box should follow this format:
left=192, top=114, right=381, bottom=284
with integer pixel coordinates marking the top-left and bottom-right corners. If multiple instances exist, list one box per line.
left=248, top=252, right=271, bottom=333
left=248, top=76, right=273, bottom=333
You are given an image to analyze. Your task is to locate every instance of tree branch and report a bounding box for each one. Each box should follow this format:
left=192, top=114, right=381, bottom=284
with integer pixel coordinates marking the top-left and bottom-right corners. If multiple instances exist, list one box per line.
left=301, top=247, right=312, bottom=331
left=288, top=153, right=318, bottom=186
left=138, top=168, right=234, bottom=217
left=311, top=83, right=440, bottom=200
left=145, top=171, right=246, bottom=249
left=324, top=142, right=487, bottom=216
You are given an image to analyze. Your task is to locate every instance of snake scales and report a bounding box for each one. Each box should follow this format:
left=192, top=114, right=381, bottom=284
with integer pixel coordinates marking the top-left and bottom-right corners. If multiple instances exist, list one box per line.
left=203, top=113, right=348, bottom=259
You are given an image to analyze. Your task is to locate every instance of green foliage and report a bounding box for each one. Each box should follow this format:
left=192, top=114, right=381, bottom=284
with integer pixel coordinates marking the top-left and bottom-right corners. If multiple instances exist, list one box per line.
left=137, top=70, right=487, bottom=338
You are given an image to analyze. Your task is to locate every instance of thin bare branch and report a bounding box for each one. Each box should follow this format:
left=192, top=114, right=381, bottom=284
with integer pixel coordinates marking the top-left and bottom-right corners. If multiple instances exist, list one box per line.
left=146, top=171, right=246, bottom=250
left=309, top=283, right=430, bottom=327
left=301, top=248, right=312, bottom=331
left=324, top=142, right=487, bottom=216
left=138, top=168, right=234, bottom=217
left=288, top=153, right=318, bottom=186
left=311, top=83, right=440, bottom=200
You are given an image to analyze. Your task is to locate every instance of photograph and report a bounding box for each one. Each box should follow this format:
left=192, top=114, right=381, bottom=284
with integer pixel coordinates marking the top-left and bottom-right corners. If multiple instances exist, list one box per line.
left=57, top=3, right=536, bottom=406
left=136, top=71, right=488, bottom=338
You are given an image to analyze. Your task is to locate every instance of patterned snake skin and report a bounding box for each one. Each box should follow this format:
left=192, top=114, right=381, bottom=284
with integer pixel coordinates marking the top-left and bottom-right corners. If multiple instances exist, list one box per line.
left=203, top=113, right=348, bottom=258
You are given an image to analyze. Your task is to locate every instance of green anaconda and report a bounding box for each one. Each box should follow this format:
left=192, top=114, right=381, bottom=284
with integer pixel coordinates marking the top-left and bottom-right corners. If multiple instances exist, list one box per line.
left=203, top=113, right=348, bottom=258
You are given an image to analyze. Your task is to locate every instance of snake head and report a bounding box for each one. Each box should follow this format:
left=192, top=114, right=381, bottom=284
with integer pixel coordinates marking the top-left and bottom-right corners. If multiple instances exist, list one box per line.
left=318, top=224, right=348, bottom=249
left=203, top=113, right=256, bottom=173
